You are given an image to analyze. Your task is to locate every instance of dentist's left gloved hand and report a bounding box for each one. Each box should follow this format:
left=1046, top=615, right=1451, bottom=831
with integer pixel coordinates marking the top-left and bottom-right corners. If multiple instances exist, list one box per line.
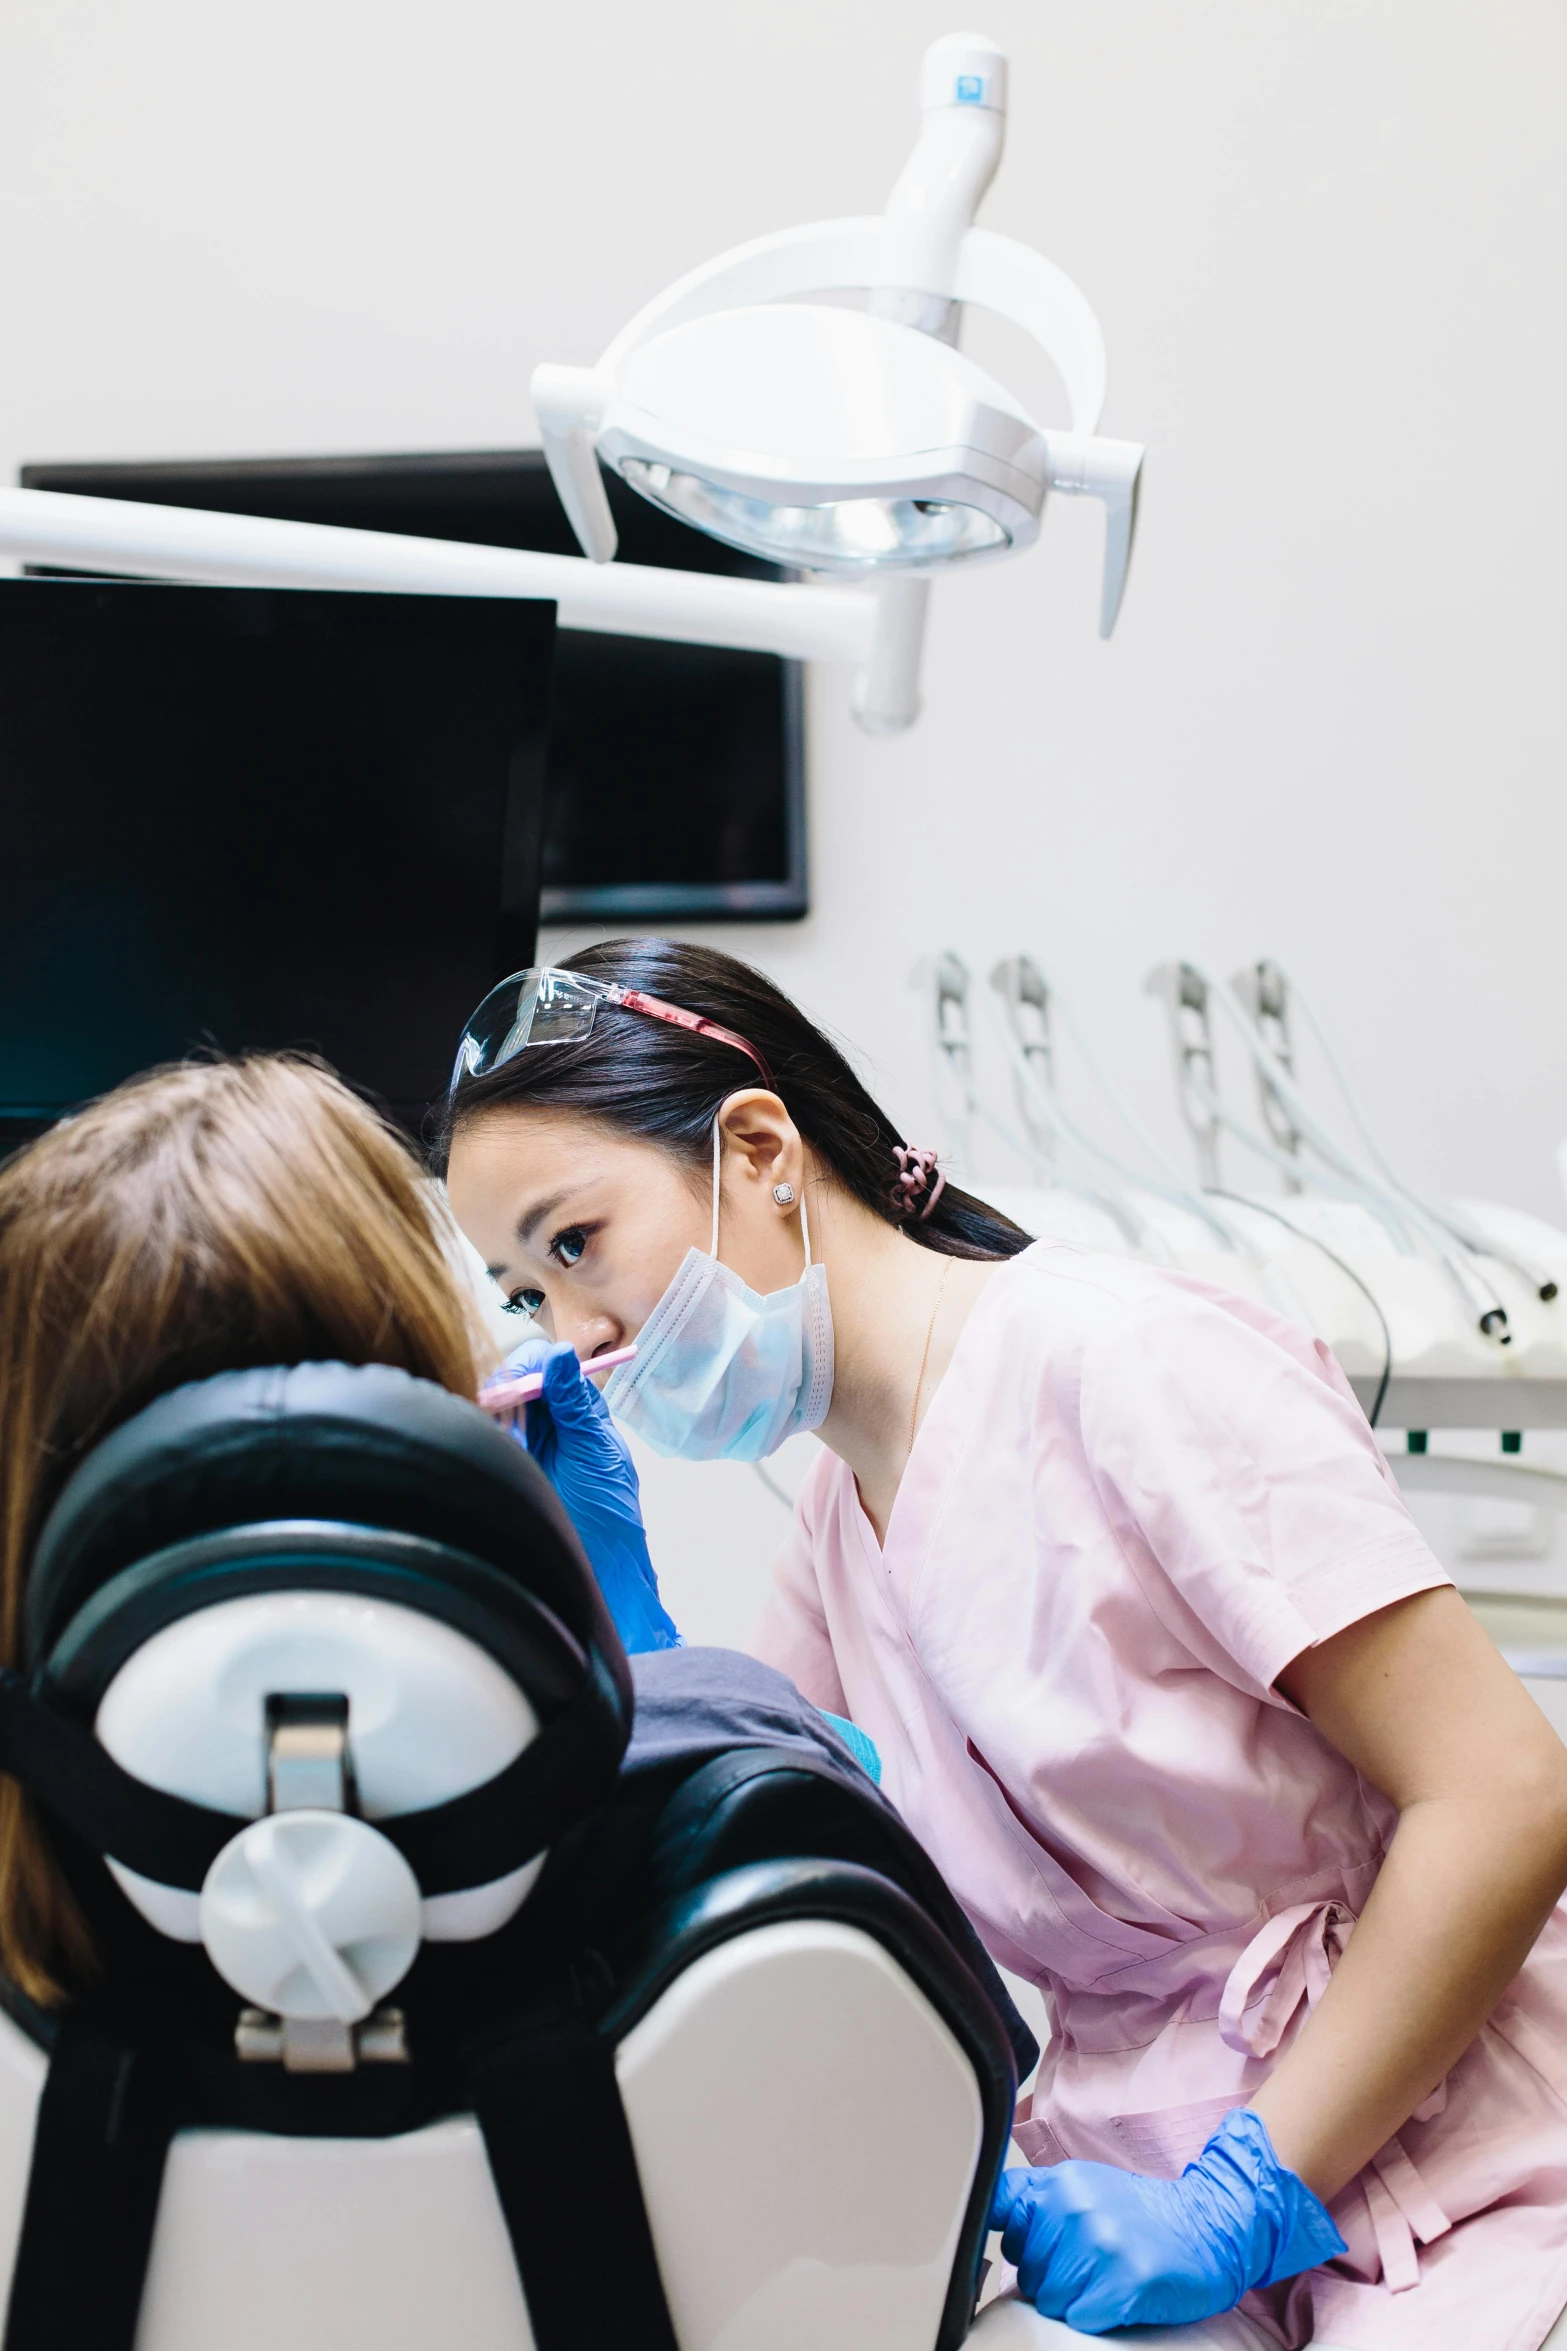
left=498, top=1338, right=679, bottom=1655
left=989, top=2108, right=1345, bottom=2334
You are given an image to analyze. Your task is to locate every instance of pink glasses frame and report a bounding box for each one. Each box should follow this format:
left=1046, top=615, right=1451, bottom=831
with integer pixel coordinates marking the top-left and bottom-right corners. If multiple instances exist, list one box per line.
left=604, top=984, right=774, bottom=1088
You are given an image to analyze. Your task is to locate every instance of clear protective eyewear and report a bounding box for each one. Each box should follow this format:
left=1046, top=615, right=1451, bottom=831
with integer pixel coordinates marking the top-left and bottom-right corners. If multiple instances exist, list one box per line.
left=450, top=967, right=773, bottom=1095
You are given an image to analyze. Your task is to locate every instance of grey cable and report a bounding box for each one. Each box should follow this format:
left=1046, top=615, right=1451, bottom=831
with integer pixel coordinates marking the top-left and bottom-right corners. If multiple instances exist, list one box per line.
left=751, top=1460, right=797, bottom=1513
left=1209, top=1189, right=1394, bottom=1428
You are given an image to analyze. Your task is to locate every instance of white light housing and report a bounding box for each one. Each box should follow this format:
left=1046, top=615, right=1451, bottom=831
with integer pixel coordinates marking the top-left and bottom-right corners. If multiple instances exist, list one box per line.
left=598, top=305, right=1047, bottom=575
left=531, top=32, right=1145, bottom=725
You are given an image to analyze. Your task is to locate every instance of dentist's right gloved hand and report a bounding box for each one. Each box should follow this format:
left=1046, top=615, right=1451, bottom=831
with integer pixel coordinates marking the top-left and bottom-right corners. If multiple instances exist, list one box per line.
left=498, top=1338, right=679, bottom=1655
left=989, top=2108, right=1345, bottom=2334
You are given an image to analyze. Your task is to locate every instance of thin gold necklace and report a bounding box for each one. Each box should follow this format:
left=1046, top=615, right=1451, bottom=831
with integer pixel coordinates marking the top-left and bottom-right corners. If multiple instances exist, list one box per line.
left=908, top=1258, right=952, bottom=1458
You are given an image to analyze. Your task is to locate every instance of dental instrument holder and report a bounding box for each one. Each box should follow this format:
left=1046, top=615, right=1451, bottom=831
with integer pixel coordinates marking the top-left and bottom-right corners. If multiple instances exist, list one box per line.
left=1200, top=956, right=1530, bottom=1347
left=227, top=1695, right=411, bottom=2074
left=1230, top=961, right=1305, bottom=1191
left=929, top=951, right=978, bottom=1173
left=980, top=953, right=1219, bottom=1249
left=1145, top=963, right=1223, bottom=1192
left=991, top=955, right=1059, bottom=1169
left=958, top=946, right=1567, bottom=1456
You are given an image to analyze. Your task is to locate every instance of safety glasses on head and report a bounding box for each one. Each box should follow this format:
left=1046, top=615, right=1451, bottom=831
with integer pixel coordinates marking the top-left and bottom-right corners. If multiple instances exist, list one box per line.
left=451, top=967, right=773, bottom=1094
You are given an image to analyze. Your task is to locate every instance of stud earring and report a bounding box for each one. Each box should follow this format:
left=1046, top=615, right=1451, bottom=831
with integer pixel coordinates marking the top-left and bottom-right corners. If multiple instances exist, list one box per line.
left=773, top=1182, right=796, bottom=1206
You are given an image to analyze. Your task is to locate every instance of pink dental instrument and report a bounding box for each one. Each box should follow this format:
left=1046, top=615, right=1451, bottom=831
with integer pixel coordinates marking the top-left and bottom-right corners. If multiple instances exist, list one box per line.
left=479, top=1342, right=637, bottom=1416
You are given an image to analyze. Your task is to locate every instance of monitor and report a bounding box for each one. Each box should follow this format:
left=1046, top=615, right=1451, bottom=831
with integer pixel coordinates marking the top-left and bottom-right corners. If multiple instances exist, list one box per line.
left=19, top=450, right=808, bottom=924
left=0, top=578, right=554, bottom=1145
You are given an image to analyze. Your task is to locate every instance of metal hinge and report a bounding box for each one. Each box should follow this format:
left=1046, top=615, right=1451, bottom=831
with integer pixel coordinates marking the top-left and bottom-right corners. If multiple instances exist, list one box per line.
left=233, top=1692, right=409, bottom=2072
left=266, top=1692, right=355, bottom=1813
left=236, top=2005, right=410, bottom=2072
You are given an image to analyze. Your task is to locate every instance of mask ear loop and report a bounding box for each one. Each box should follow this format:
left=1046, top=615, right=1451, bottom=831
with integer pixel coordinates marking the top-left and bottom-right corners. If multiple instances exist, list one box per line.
left=711, top=1118, right=722, bottom=1258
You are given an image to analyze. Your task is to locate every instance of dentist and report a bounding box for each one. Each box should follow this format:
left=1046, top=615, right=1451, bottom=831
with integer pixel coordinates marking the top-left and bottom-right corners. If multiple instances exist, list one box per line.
left=440, top=937, right=1567, bottom=2351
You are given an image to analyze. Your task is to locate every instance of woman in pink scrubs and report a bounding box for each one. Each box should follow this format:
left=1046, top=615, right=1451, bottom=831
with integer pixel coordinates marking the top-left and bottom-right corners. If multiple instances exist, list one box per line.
left=443, top=939, right=1567, bottom=2351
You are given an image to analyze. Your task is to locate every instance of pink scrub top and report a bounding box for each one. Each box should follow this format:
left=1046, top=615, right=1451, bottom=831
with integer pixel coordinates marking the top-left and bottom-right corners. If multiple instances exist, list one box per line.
left=753, top=1244, right=1567, bottom=2351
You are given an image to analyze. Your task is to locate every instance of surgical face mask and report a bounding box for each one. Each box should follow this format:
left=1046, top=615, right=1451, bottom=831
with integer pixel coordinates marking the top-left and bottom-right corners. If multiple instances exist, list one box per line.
left=602, top=1126, right=833, bottom=1461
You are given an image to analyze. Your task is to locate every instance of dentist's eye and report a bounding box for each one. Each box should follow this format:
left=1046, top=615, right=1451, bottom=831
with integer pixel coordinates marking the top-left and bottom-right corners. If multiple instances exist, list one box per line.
left=504, top=1287, right=546, bottom=1318
left=550, top=1225, right=589, bottom=1269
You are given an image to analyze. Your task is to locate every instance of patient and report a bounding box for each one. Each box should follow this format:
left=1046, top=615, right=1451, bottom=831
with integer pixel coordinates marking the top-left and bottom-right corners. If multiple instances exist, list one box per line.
left=0, top=1053, right=899, bottom=2016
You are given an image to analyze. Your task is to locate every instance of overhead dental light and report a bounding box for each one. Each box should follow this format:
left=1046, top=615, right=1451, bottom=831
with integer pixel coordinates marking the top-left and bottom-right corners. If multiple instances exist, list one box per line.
left=587, top=305, right=1045, bottom=573
left=531, top=30, right=1144, bottom=725
left=0, top=31, right=1143, bottom=736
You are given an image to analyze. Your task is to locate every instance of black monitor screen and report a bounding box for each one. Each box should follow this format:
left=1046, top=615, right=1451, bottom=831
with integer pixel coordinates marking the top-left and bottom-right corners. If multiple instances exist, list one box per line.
left=19, top=451, right=807, bottom=923
left=0, top=579, right=554, bottom=1133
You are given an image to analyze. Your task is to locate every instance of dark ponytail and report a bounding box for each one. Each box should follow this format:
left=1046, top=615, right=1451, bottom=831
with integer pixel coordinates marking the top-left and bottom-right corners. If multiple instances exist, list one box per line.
left=436, top=939, right=1031, bottom=1263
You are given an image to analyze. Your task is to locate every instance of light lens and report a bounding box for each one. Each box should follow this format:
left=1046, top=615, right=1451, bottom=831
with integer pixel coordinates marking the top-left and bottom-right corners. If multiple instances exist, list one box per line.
left=621, top=461, right=1009, bottom=572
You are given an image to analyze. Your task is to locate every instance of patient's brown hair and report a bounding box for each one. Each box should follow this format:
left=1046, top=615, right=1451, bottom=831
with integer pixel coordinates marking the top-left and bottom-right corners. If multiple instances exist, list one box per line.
left=0, top=1055, right=482, bottom=2003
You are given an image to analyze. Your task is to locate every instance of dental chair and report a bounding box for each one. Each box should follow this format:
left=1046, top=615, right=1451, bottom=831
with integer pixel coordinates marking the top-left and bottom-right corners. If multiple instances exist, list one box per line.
left=0, top=1364, right=1024, bottom=2351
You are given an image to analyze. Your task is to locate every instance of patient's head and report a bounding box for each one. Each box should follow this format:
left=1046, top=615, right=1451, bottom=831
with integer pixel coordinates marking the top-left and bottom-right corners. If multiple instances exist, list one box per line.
left=0, top=1053, right=480, bottom=1999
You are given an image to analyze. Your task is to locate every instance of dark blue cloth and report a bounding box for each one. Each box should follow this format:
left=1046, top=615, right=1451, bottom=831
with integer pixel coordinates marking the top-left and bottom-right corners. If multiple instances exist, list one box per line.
left=622, top=1647, right=1036, bottom=2083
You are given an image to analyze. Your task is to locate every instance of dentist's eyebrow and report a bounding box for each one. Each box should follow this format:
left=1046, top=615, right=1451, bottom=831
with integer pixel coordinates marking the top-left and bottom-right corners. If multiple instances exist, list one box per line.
left=515, top=1189, right=571, bottom=1250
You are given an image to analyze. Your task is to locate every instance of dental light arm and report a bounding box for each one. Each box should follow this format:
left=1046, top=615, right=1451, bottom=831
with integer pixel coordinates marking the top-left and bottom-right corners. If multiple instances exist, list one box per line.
left=873, top=34, right=1007, bottom=337
left=0, top=484, right=877, bottom=663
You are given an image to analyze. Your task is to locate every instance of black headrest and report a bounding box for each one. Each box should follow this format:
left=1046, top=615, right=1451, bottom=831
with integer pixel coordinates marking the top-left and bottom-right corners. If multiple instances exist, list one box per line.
left=27, top=1362, right=629, bottom=1708
left=10, top=1365, right=634, bottom=1903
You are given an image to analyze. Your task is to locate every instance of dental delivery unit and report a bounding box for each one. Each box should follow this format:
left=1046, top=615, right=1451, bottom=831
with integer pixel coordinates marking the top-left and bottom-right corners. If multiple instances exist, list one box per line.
left=919, top=952, right=1567, bottom=1663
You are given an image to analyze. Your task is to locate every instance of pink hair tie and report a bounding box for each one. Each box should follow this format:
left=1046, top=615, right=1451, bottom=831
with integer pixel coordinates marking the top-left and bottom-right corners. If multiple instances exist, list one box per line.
left=891, top=1144, right=946, bottom=1223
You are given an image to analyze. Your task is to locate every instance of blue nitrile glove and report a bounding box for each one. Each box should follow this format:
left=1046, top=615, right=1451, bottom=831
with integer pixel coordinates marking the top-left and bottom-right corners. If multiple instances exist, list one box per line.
left=500, top=1338, right=679, bottom=1654
left=818, top=1712, right=882, bottom=1783
left=989, top=2108, right=1345, bottom=2334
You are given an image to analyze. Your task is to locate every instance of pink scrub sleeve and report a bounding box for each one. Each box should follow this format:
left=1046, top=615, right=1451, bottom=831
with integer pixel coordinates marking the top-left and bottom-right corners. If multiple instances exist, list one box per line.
left=1078, top=1288, right=1450, bottom=1697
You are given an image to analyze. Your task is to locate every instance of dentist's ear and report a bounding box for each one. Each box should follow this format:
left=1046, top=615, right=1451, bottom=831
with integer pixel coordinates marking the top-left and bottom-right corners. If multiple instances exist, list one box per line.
left=714, top=1090, right=807, bottom=1213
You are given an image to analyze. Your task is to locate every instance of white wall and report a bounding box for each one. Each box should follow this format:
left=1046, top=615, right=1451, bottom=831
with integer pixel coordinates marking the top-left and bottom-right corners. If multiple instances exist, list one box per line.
left=5, top=0, right=1567, bottom=1636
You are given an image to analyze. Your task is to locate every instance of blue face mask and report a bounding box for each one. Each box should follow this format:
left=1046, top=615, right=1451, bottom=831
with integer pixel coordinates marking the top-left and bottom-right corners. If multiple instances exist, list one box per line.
left=602, top=1126, right=834, bottom=1461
